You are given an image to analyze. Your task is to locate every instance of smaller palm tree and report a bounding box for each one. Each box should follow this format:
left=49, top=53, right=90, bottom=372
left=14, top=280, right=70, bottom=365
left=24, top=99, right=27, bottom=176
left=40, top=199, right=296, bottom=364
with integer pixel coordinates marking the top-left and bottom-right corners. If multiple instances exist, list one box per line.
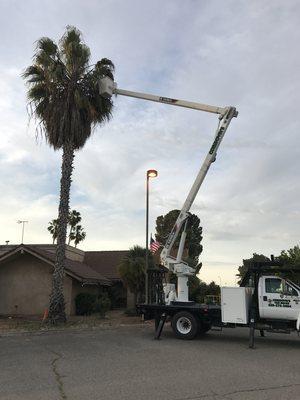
left=70, top=224, right=86, bottom=247
left=68, top=210, right=81, bottom=244
left=119, top=246, right=154, bottom=304
left=47, top=209, right=86, bottom=246
left=48, top=219, right=59, bottom=244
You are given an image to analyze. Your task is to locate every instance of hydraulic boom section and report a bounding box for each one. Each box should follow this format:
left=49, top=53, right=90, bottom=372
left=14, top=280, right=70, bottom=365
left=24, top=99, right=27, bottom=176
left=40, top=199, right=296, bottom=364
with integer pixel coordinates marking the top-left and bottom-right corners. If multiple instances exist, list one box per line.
left=160, top=107, right=237, bottom=303
left=99, top=76, right=238, bottom=303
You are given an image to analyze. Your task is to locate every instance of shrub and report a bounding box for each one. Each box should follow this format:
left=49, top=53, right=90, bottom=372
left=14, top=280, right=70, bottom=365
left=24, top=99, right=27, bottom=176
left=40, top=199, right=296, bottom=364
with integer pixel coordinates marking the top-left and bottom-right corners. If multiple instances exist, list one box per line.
left=96, top=292, right=111, bottom=317
left=75, top=293, right=97, bottom=315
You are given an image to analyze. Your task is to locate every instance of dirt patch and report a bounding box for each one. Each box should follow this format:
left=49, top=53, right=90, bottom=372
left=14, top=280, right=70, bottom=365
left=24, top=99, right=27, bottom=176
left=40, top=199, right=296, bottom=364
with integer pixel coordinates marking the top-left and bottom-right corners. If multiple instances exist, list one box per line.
left=0, top=310, right=150, bottom=334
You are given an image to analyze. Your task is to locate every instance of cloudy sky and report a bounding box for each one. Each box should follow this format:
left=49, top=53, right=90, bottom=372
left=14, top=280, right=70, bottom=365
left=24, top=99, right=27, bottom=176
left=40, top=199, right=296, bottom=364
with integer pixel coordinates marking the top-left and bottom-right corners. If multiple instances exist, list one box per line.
left=0, top=0, right=299, bottom=284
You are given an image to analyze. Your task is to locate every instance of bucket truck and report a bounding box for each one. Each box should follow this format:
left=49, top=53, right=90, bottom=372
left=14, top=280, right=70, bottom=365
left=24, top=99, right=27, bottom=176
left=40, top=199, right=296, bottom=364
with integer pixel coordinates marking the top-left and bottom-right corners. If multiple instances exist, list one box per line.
left=99, top=76, right=300, bottom=347
left=99, top=75, right=237, bottom=303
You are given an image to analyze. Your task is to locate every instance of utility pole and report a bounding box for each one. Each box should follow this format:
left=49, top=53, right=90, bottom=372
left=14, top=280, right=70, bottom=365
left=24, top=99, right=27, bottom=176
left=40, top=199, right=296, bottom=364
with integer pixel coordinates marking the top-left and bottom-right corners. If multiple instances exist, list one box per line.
left=17, top=220, right=28, bottom=243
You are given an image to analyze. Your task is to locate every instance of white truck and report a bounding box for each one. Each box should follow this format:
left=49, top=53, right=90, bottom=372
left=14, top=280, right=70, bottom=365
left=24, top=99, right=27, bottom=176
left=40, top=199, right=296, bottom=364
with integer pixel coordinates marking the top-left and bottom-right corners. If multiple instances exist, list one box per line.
left=99, top=76, right=300, bottom=347
left=225, top=275, right=300, bottom=326
left=137, top=262, right=300, bottom=347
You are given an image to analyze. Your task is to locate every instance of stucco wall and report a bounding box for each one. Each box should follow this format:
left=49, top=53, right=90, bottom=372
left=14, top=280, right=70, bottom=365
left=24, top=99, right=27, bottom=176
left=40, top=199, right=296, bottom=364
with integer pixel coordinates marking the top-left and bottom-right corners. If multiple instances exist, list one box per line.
left=0, top=253, right=73, bottom=316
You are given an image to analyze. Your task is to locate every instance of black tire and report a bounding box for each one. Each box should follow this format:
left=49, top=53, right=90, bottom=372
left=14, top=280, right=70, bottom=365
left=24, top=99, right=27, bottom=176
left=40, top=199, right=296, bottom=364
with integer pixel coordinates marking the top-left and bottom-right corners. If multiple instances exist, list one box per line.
left=171, top=311, right=199, bottom=340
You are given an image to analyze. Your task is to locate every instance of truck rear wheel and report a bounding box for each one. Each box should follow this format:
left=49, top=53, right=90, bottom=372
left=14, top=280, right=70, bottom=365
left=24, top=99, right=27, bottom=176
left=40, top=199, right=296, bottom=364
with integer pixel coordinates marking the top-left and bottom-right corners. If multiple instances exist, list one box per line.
left=171, top=311, right=199, bottom=340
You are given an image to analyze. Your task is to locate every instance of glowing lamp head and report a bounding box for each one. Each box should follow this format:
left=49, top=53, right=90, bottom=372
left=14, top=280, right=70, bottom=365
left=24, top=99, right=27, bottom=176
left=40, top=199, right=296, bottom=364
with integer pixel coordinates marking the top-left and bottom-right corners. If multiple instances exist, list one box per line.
left=147, top=169, right=158, bottom=178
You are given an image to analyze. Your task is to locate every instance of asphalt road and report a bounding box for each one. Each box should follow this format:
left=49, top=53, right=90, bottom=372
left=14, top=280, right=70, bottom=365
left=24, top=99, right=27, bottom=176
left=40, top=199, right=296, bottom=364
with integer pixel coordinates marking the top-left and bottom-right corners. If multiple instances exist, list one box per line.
left=0, top=323, right=300, bottom=400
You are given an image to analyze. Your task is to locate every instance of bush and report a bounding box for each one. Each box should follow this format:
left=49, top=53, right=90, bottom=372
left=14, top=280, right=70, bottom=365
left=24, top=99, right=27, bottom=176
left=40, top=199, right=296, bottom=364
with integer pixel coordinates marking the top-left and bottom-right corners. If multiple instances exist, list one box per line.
left=96, top=292, right=111, bottom=317
left=75, top=293, right=97, bottom=315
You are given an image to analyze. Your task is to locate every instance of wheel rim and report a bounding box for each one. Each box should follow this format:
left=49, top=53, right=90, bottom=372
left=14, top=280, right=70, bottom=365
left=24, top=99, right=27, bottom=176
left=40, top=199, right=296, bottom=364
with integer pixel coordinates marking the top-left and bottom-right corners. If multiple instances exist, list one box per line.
left=176, top=316, right=192, bottom=334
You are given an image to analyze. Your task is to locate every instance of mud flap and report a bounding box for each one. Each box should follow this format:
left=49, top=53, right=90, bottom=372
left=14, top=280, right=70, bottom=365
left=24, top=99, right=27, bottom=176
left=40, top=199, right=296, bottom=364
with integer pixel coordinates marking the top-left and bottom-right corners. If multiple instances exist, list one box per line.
left=296, top=312, right=300, bottom=334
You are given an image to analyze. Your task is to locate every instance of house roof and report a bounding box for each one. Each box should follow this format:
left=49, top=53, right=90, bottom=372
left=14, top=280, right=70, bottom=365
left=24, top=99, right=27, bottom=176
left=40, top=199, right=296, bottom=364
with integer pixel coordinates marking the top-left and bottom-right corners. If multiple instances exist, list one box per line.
left=0, top=245, right=111, bottom=286
left=84, top=250, right=129, bottom=281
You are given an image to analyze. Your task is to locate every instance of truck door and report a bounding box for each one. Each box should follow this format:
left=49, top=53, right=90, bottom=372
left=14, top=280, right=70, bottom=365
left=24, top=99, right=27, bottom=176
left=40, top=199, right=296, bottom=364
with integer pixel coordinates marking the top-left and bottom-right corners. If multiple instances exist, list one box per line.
left=259, top=276, right=300, bottom=320
left=281, top=281, right=300, bottom=320
left=259, top=276, right=290, bottom=319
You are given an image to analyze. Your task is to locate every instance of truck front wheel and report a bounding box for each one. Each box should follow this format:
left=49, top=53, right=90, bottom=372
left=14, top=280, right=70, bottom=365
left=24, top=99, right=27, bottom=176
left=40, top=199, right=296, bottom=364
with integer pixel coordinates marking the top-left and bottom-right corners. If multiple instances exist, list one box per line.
left=171, top=311, right=199, bottom=340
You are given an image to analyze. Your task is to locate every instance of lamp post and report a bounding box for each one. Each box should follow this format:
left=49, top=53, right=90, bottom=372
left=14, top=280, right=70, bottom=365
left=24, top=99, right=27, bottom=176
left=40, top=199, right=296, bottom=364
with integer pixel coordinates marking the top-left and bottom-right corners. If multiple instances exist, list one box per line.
left=145, top=169, right=158, bottom=304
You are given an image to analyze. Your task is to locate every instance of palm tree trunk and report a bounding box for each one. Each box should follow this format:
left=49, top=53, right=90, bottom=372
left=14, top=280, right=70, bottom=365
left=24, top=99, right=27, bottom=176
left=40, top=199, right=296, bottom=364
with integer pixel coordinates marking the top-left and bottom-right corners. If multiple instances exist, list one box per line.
left=49, top=141, right=75, bottom=323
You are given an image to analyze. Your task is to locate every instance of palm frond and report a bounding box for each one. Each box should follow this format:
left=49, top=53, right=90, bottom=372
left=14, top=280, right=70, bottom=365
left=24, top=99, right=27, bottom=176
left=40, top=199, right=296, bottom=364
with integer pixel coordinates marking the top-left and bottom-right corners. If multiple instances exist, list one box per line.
left=35, top=37, right=58, bottom=56
left=59, top=26, right=90, bottom=77
left=23, top=26, right=114, bottom=150
left=28, top=83, right=48, bottom=100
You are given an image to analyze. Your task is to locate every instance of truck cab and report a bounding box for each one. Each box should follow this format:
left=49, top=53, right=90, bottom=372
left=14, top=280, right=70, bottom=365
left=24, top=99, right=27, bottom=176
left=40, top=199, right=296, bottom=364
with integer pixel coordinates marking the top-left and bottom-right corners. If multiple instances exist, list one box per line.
left=258, top=275, right=300, bottom=321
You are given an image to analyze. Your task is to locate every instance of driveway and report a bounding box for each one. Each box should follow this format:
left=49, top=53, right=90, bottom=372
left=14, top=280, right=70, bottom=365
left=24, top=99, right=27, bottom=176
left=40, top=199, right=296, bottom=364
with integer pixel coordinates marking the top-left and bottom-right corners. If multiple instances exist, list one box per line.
left=0, top=324, right=300, bottom=400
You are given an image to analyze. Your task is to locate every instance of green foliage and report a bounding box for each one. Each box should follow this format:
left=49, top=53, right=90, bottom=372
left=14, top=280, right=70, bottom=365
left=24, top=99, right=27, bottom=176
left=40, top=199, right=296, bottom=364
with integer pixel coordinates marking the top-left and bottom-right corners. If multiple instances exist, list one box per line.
left=107, top=283, right=126, bottom=309
left=24, top=26, right=114, bottom=323
left=277, top=245, right=300, bottom=267
left=75, top=292, right=111, bottom=317
left=96, top=292, right=111, bottom=317
left=48, top=209, right=86, bottom=247
left=155, top=209, right=203, bottom=265
left=70, top=224, right=86, bottom=247
left=236, top=253, right=270, bottom=285
left=118, top=245, right=154, bottom=302
left=23, top=26, right=114, bottom=151
left=47, top=219, right=59, bottom=243
left=275, top=245, right=300, bottom=283
left=75, top=293, right=97, bottom=315
left=187, top=276, right=220, bottom=303
left=68, top=210, right=81, bottom=244
left=236, top=245, right=300, bottom=285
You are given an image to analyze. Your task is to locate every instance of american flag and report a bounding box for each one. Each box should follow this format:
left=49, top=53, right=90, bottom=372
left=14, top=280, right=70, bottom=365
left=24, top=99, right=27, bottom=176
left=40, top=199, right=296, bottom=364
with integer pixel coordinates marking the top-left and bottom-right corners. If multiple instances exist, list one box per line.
left=150, top=235, right=161, bottom=253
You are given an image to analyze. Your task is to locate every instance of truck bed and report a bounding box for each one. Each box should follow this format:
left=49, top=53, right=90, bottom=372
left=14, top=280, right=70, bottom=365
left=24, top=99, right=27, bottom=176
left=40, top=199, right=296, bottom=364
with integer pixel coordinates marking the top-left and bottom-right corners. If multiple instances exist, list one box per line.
left=137, top=302, right=222, bottom=326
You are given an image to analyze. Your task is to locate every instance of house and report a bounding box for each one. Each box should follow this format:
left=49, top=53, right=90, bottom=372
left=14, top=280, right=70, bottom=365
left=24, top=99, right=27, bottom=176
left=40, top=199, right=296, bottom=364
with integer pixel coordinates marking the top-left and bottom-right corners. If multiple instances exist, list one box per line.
left=0, top=244, right=130, bottom=316
left=84, top=250, right=134, bottom=309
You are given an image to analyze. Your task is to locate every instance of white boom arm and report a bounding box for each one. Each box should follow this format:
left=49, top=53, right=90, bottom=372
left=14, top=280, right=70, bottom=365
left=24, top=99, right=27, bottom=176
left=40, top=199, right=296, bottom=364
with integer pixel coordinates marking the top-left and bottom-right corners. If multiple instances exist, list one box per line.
left=160, top=107, right=237, bottom=302
left=99, top=76, right=229, bottom=116
left=99, top=76, right=238, bottom=303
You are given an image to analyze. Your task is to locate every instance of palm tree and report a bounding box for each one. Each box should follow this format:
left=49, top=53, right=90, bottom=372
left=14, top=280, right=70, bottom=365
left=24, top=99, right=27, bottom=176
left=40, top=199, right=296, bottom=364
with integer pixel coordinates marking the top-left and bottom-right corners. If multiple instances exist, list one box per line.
left=68, top=209, right=81, bottom=244
left=23, top=26, right=114, bottom=323
left=47, top=209, right=85, bottom=245
left=48, top=219, right=59, bottom=244
left=70, top=224, right=86, bottom=247
left=119, top=246, right=154, bottom=305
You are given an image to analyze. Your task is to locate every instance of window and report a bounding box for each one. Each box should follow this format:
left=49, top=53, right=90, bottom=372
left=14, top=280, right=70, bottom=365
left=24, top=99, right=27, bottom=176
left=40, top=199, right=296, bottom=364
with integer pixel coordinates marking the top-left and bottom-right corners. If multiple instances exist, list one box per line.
left=265, top=278, right=283, bottom=294
left=285, top=283, right=299, bottom=297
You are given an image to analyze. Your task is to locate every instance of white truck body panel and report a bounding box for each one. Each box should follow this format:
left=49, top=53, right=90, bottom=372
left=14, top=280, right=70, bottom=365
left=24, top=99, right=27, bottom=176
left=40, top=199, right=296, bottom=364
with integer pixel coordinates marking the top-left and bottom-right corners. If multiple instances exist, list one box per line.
left=221, top=287, right=254, bottom=324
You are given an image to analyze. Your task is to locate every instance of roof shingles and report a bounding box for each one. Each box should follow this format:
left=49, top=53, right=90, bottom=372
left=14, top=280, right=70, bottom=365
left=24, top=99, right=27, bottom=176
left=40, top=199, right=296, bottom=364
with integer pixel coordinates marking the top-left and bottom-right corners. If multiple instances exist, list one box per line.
left=0, top=245, right=112, bottom=286
left=84, top=250, right=128, bottom=281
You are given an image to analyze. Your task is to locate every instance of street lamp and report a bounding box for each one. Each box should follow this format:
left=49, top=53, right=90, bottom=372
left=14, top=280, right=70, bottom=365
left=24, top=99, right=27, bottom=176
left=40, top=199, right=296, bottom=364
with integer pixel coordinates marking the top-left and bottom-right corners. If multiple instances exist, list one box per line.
left=145, top=169, right=158, bottom=304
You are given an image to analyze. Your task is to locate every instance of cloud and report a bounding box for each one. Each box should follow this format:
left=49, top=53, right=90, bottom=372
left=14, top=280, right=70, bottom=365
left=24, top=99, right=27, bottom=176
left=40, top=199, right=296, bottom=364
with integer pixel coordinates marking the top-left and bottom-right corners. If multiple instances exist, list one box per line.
left=0, top=1, right=300, bottom=284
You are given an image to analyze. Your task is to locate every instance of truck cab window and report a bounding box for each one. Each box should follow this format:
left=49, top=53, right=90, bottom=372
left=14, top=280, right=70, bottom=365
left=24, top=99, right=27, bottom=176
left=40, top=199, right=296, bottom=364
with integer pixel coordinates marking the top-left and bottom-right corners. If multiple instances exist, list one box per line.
left=285, top=283, right=298, bottom=297
left=265, top=278, right=283, bottom=293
